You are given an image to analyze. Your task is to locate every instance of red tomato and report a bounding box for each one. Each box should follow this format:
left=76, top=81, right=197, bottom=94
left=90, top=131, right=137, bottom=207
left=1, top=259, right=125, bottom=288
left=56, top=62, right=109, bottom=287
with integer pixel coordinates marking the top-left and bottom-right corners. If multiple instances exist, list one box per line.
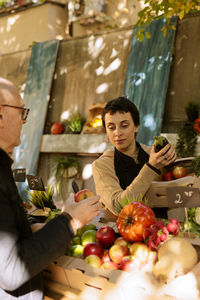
left=116, top=202, right=156, bottom=242
left=163, top=171, right=173, bottom=181
left=50, top=122, right=64, bottom=134
left=172, top=166, right=187, bottom=179
left=193, top=118, right=200, bottom=134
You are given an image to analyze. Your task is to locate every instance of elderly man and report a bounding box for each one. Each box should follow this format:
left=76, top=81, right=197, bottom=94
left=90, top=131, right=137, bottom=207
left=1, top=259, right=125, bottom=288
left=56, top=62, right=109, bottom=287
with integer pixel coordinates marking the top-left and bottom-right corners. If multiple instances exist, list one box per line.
left=0, top=78, right=100, bottom=299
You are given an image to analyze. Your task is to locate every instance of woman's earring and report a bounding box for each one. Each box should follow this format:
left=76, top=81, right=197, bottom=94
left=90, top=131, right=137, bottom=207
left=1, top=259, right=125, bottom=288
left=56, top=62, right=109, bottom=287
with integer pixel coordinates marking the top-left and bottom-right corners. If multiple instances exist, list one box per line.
left=107, top=137, right=109, bottom=143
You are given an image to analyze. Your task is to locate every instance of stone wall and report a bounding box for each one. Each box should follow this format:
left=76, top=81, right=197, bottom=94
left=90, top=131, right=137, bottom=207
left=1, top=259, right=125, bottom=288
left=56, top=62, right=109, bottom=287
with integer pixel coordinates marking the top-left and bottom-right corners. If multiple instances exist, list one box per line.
left=0, top=2, right=68, bottom=54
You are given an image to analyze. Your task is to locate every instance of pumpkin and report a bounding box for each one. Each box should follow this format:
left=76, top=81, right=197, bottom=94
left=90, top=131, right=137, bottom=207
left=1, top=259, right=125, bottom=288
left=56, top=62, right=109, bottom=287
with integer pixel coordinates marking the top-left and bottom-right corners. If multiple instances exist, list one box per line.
left=116, top=202, right=156, bottom=242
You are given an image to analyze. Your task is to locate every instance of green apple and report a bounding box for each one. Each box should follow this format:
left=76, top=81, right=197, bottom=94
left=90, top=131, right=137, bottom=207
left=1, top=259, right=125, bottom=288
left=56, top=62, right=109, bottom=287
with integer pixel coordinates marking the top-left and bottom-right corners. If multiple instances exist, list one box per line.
left=85, top=254, right=101, bottom=268
left=77, top=223, right=96, bottom=237
left=70, top=245, right=84, bottom=257
left=81, top=229, right=96, bottom=246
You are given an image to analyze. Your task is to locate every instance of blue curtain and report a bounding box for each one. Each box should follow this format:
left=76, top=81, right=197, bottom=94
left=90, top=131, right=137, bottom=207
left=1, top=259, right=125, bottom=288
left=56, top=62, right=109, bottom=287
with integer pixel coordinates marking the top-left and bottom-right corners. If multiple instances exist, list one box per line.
left=124, top=17, right=177, bottom=145
left=13, top=40, right=59, bottom=200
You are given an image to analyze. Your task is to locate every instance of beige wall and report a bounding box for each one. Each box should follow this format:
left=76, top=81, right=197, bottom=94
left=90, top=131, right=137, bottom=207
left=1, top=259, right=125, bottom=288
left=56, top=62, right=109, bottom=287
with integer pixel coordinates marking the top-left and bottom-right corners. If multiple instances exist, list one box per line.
left=0, top=3, right=68, bottom=54
left=46, top=28, right=133, bottom=126
left=0, top=49, right=30, bottom=88
left=72, top=0, right=141, bottom=37
left=106, top=0, right=141, bottom=27
left=0, top=0, right=140, bottom=53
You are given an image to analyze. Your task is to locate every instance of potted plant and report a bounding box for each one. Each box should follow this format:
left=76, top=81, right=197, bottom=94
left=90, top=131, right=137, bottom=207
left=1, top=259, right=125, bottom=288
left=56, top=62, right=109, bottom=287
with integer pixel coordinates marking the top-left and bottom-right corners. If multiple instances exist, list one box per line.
left=50, top=156, right=81, bottom=203
left=27, top=184, right=55, bottom=210
left=65, top=112, right=85, bottom=134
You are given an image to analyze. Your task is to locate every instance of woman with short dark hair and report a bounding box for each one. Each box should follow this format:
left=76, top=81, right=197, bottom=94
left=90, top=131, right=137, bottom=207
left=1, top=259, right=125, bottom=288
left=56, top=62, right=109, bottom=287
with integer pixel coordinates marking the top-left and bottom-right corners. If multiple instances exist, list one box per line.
left=92, top=97, right=176, bottom=218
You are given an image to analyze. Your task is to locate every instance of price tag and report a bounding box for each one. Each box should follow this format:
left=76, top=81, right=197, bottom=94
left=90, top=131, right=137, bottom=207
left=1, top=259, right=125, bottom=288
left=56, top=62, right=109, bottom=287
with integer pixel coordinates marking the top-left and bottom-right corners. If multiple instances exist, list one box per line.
left=13, top=168, right=26, bottom=182
left=27, top=175, right=45, bottom=191
left=166, top=186, right=200, bottom=208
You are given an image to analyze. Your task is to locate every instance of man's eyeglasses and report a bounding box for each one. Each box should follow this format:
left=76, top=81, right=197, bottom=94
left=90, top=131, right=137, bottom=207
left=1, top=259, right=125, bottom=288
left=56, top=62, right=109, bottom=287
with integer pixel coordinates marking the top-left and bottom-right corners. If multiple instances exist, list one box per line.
left=0, top=104, right=30, bottom=121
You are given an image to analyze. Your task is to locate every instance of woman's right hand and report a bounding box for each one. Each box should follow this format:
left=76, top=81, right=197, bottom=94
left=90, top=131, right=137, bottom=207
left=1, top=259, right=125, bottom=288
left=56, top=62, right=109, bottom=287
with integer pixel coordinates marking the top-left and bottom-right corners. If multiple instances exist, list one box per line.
left=149, top=143, right=177, bottom=170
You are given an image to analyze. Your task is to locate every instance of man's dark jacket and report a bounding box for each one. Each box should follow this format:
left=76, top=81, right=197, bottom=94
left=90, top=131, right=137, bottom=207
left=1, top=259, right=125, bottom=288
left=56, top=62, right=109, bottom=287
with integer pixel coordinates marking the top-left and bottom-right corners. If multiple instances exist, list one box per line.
left=0, top=149, right=74, bottom=299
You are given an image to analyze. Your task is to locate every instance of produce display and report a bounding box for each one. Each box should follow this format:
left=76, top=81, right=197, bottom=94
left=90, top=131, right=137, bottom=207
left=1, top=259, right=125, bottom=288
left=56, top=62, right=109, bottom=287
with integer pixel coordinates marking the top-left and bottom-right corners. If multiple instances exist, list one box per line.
left=64, top=201, right=199, bottom=283
left=162, top=158, right=196, bottom=181
left=153, top=137, right=200, bottom=182
left=26, top=185, right=200, bottom=294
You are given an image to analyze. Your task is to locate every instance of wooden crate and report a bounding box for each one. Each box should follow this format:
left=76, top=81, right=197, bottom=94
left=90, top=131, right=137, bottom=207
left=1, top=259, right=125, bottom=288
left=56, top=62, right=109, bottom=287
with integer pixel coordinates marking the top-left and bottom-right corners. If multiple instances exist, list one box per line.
left=45, top=255, right=197, bottom=300
left=146, top=157, right=200, bottom=208
left=146, top=175, right=197, bottom=207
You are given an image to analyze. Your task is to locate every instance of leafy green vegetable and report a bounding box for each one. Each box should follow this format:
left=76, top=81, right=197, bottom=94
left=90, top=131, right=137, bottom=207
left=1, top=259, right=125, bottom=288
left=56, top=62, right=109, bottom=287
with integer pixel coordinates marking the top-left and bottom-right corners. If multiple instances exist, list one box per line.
left=183, top=208, right=200, bottom=237
left=68, top=112, right=85, bottom=133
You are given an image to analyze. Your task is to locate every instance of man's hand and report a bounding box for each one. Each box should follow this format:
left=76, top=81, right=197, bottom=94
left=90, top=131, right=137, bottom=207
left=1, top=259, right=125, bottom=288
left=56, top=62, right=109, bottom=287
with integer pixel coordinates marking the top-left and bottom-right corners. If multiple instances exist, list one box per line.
left=61, top=193, right=101, bottom=234
left=149, top=143, right=177, bottom=170
left=30, top=223, right=44, bottom=233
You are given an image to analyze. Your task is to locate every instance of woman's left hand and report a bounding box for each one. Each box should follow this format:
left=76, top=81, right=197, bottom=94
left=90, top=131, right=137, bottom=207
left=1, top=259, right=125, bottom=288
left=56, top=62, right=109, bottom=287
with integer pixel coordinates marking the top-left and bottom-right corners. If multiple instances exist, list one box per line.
left=149, top=143, right=177, bottom=170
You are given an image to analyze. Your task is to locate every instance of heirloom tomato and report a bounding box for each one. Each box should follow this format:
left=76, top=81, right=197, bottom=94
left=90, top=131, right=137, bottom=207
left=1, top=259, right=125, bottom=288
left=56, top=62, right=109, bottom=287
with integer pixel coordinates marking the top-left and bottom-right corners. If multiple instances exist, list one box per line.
left=116, top=202, right=156, bottom=242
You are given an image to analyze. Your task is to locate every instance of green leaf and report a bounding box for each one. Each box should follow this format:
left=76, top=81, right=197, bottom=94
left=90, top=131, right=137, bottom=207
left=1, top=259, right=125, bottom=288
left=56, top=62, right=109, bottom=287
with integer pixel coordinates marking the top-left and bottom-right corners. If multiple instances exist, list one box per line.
left=179, top=10, right=185, bottom=19
left=145, top=31, right=151, bottom=39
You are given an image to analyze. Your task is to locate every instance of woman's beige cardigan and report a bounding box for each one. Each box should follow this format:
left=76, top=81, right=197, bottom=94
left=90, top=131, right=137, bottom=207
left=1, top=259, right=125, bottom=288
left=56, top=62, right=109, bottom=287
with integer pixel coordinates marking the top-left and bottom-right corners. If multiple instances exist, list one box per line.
left=92, top=144, right=160, bottom=216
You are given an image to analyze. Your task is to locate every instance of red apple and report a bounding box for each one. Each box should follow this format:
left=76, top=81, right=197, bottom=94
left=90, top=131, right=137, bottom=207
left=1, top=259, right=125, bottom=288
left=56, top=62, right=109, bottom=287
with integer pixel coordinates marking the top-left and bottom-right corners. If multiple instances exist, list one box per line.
left=50, top=122, right=64, bottom=134
left=83, top=242, right=104, bottom=258
left=85, top=254, right=101, bottom=268
left=119, top=255, right=141, bottom=272
left=101, top=261, right=119, bottom=270
left=96, top=226, right=116, bottom=248
left=129, top=242, right=150, bottom=263
left=114, top=237, right=129, bottom=247
left=75, top=189, right=95, bottom=202
left=109, top=244, right=129, bottom=264
left=101, top=249, right=111, bottom=264
left=172, top=166, right=187, bottom=179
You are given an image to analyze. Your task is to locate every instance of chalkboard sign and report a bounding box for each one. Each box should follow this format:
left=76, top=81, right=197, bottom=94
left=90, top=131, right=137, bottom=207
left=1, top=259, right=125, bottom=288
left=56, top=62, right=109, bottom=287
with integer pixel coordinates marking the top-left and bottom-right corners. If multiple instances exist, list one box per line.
left=13, top=168, right=26, bottom=182
left=27, top=175, right=45, bottom=191
left=166, top=186, right=200, bottom=208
